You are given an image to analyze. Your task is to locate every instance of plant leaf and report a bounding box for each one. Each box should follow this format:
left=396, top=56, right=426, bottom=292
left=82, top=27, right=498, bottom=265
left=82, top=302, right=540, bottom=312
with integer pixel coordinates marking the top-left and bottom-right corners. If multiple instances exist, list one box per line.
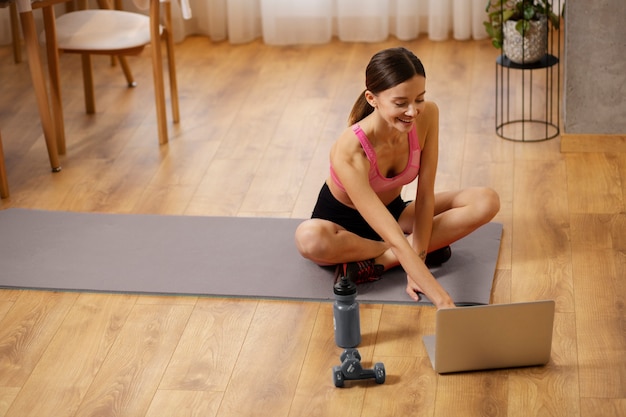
left=502, top=9, right=515, bottom=21
left=515, top=19, right=530, bottom=35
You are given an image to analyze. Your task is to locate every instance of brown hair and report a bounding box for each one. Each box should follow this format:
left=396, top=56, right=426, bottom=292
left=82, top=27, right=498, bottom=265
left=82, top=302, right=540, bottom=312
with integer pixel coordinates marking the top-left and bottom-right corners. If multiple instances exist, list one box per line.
left=348, top=47, right=426, bottom=126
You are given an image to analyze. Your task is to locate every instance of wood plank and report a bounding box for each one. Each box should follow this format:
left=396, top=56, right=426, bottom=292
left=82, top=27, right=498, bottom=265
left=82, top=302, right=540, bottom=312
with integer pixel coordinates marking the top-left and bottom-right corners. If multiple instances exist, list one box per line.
left=507, top=156, right=581, bottom=415
left=145, top=390, right=223, bottom=417
left=60, top=139, right=163, bottom=214
left=159, top=298, right=258, bottom=391
left=619, top=153, right=626, bottom=215
left=568, top=149, right=625, bottom=400
left=134, top=294, right=199, bottom=306
left=72, top=303, right=193, bottom=417
left=561, top=134, right=626, bottom=153
left=185, top=157, right=260, bottom=216
left=52, top=157, right=119, bottom=212
left=511, top=159, right=574, bottom=310
left=507, top=312, right=579, bottom=417
left=570, top=213, right=623, bottom=251
left=0, top=301, right=13, bottom=322
left=580, top=398, right=626, bottom=417
left=213, top=46, right=303, bottom=161
left=132, top=140, right=221, bottom=214
left=361, top=357, right=437, bottom=417
left=217, top=300, right=318, bottom=417
left=427, top=39, right=477, bottom=193
left=0, top=387, right=20, bottom=417
left=514, top=134, right=563, bottom=161
left=230, top=45, right=314, bottom=215
left=372, top=305, right=435, bottom=358
left=466, top=41, right=501, bottom=135
left=0, top=291, right=78, bottom=386
left=565, top=153, right=623, bottom=214
left=434, top=371, right=509, bottom=417
left=491, top=268, right=512, bottom=305
left=174, top=38, right=267, bottom=144
left=570, top=245, right=625, bottom=399
left=0, top=290, right=20, bottom=303
left=4, top=293, right=137, bottom=417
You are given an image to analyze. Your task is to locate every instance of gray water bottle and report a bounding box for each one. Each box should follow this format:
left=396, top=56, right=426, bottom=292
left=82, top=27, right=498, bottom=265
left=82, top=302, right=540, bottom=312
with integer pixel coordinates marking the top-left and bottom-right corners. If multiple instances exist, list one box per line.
left=333, top=276, right=361, bottom=348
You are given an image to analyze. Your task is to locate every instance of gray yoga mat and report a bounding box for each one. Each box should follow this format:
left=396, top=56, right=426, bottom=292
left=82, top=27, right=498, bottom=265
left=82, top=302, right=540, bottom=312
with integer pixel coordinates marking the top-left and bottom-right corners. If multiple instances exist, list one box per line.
left=0, top=208, right=502, bottom=305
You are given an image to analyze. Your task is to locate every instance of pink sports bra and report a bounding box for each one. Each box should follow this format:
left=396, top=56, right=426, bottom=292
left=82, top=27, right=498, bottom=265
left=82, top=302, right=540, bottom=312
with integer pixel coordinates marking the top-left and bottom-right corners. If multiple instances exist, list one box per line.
left=330, top=124, right=421, bottom=193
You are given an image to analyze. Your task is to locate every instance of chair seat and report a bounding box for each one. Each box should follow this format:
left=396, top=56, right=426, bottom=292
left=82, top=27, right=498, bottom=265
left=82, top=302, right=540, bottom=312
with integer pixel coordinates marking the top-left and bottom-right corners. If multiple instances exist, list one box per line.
left=54, top=10, right=161, bottom=52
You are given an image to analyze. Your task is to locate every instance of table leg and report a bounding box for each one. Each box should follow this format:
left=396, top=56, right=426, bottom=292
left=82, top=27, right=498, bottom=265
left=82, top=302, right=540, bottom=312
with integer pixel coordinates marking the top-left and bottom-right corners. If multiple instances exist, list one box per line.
left=18, top=8, right=62, bottom=172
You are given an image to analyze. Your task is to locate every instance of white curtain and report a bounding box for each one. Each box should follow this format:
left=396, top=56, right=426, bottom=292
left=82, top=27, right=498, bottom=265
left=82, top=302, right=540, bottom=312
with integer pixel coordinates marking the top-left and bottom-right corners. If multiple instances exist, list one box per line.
left=0, top=0, right=488, bottom=46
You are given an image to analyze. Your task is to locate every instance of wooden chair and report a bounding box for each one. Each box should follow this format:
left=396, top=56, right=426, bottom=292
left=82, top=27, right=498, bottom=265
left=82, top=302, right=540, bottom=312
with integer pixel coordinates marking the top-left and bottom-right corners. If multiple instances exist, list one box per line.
left=50, top=0, right=189, bottom=145
left=0, top=131, right=9, bottom=199
left=9, top=2, right=22, bottom=63
left=9, top=0, right=141, bottom=123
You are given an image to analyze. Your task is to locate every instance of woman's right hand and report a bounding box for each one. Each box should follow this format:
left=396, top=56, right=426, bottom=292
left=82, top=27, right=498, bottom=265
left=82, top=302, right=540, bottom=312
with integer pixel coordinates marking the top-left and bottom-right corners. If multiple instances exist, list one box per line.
left=435, top=298, right=456, bottom=309
left=406, top=274, right=455, bottom=309
left=405, top=274, right=424, bottom=302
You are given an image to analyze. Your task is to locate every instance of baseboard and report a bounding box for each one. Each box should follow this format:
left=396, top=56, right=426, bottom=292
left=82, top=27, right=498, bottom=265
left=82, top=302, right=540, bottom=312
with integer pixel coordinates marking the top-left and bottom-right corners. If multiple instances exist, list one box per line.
left=560, top=133, right=626, bottom=153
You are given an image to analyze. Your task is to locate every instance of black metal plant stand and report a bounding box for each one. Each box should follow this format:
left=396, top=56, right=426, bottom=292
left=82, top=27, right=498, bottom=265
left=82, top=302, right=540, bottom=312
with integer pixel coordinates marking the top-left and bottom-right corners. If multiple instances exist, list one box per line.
left=495, top=2, right=561, bottom=142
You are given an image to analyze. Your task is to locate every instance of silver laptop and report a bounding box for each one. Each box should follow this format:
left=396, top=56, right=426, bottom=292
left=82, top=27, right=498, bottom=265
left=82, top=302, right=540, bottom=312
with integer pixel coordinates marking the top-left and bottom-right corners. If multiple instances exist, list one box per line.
left=422, top=300, right=555, bottom=374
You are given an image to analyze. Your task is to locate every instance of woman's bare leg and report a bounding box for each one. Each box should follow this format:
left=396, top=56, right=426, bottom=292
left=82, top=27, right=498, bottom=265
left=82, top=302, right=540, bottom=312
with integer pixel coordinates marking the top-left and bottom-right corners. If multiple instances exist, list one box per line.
left=379, top=186, right=500, bottom=270
left=429, top=187, right=500, bottom=249
left=296, top=186, right=499, bottom=269
left=295, top=219, right=389, bottom=266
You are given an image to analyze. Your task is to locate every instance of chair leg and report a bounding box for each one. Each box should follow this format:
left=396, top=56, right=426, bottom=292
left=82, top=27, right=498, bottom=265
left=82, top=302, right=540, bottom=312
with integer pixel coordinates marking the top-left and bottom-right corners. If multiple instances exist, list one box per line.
left=150, top=0, right=168, bottom=145
left=81, top=53, right=96, bottom=114
left=19, top=8, right=61, bottom=171
left=163, top=1, right=180, bottom=123
left=117, top=56, right=137, bottom=87
left=0, top=132, right=9, bottom=199
left=41, top=6, right=67, bottom=155
left=10, top=2, right=22, bottom=64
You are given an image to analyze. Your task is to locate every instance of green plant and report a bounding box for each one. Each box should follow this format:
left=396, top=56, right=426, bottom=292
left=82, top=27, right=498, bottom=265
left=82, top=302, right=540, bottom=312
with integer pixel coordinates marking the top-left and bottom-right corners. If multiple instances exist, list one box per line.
left=484, top=0, right=561, bottom=49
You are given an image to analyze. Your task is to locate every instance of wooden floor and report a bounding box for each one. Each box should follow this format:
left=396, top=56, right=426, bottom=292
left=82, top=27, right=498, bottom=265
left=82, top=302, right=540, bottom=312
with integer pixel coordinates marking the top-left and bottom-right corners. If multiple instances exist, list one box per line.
left=1, top=35, right=625, bottom=417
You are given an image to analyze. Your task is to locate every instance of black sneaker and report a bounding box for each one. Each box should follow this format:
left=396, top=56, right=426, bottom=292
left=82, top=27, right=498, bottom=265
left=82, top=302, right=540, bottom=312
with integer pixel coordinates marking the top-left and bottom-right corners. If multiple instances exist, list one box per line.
left=335, top=259, right=384, bottom=285
left=425, top=246, right=452, bottom=268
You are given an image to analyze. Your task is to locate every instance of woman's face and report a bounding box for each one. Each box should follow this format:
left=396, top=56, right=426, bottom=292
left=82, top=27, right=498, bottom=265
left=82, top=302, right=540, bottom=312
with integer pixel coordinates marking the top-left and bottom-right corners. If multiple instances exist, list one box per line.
left=368, top=75, right=426, bottom=133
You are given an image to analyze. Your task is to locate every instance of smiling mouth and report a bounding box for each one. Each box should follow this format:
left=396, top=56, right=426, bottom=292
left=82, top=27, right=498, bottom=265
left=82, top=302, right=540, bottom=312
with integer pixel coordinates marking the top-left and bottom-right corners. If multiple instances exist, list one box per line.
left=398, top=117, right=413, bottom=124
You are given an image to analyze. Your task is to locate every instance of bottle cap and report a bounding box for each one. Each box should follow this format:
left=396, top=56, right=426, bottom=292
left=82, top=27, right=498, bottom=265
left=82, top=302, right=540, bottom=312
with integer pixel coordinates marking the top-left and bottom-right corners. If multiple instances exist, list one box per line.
left=334, top=275, right=357, bottom=296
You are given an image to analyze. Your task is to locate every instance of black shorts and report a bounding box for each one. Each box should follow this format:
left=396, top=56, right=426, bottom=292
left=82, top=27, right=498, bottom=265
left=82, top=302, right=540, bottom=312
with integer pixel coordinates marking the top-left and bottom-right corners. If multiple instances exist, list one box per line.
left=311, top=183, right=409, bottom=241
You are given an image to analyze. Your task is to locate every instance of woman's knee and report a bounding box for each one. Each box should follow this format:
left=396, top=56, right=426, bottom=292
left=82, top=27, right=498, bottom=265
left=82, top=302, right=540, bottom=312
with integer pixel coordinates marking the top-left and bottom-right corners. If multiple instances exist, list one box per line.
left=295, top=220, right=330, bottom=260
left=472, top=187, right=500, bottom=221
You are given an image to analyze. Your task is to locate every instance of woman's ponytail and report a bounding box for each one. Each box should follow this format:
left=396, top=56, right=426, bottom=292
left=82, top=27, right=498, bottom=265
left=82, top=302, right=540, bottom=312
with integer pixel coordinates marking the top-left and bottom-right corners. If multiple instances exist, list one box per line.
left=348, top=90, right=374, bottom=126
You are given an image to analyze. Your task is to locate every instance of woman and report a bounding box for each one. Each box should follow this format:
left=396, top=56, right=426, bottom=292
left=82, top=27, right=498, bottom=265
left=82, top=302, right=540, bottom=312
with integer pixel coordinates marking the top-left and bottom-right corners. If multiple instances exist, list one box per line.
left=295, top=47, right=500, bottom=308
